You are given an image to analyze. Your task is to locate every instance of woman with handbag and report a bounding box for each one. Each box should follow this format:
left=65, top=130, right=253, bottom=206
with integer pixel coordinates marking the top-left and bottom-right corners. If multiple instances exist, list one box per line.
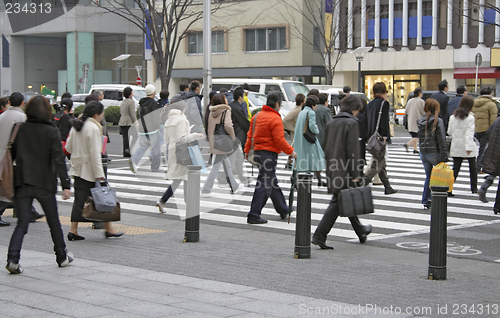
left=201, top=93, right=244, bottom=197
left=447, top=95, right=478, bottom=195
left=417, top=98, right=448, bottom=209
left=65, top=101, right=123, bottom=240
left=293, top=95, right=326, bottom=186
left=312, top=95, right=372, bottom=249
left=156, top=101, right=203, bottom=212
left=7, top=96, right=73, bottom=274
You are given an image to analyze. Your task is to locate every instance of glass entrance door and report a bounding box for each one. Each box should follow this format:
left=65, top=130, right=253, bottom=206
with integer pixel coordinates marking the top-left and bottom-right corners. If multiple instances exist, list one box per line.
left=393, top=81, right=420, bottom=109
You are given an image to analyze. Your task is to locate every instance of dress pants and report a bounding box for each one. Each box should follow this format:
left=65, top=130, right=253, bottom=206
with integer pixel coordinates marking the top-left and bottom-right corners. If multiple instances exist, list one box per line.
left=453, top=157, right=477, bottom=192
left=313, top=193, right=365, bottom=242
left=120, top=125, right=132, bottom=156
left=364, top=147, right=389, bottom=183
left=247, top=150, right=288, bottom=220
left=8, top=186, right=67, bottom=264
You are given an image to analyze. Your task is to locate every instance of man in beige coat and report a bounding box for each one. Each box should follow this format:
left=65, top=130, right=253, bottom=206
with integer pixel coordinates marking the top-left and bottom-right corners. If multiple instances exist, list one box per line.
left=118, top=87, right=137, bottom=157
left=472, top=87, right=498, bottom=172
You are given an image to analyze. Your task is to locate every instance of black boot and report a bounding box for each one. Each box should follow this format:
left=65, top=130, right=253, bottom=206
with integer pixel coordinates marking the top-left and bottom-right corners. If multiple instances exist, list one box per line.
left=382, top=180, right=398, bottom=195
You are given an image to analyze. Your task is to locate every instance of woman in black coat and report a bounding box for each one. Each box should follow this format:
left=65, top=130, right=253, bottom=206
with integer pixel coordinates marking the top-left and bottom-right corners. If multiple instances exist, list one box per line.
left=7, top=96, right=73, bottom=274
left=312, top=95, right=372, bottom=250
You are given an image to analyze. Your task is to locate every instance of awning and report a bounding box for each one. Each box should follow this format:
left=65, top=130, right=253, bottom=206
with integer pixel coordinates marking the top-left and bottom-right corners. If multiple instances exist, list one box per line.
left=454, top=67, right=500, bottom=79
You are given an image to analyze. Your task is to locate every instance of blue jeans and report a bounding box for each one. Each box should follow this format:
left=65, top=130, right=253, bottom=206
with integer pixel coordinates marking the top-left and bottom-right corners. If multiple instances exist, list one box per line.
left=131, top=131, right=161, bottom=171
left=420, top=152, right=442, bottom=205
left=247, top=150, right=288, bottom=220
left=202, top=154, right=238, bottom=193
left=8, top=186, right=67, bottom=264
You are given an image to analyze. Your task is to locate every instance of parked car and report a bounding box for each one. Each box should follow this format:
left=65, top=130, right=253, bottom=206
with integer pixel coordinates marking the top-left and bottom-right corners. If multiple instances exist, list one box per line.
left=318, top=88, right=369, bottom=115
left=246, top=92, right=267, bottom=113
left=207, top=78, right=310, bottom=118
left=88, top=84, right=147, bottom=109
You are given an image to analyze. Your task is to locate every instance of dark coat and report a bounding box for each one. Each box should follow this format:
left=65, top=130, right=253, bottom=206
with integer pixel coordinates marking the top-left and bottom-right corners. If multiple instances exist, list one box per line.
left=322, top=112, right=361, bottom=194
left=138, top=97, right=161, bottom=133
left=180, top=90, right=204, bottom=133
left=56, top=113, right=73, bottom=141
left=314, top=105, right=333, bottom=146
left=417, top=115, right=448, bottom=161
left=228, top=100, right=250, bottom=147
left=366, top=97, right=391, bottom=144
left=446, top=94, right=463, bottom=125
left=483, top=117, right=500, bottom=176
left=11, top=119, right=71, bottom=193
left=431, top=91, right=449, bottom=128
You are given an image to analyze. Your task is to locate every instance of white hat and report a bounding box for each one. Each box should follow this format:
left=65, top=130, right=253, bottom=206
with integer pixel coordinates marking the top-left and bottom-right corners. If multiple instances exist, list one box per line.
left=145, top=84, right=156, bottom=96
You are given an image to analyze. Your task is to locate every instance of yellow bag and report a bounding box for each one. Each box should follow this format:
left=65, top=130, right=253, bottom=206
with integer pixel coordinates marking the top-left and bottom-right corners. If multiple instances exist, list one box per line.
left=429, top=162, right=454, bottom=192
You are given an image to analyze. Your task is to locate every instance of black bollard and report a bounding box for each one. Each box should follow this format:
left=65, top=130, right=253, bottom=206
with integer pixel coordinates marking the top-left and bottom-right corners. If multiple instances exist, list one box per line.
left=294, top=173, right=312, bottom=259
left=184, top=165, right=201, bottom=242
left=428, top=186, right=449, bottom=280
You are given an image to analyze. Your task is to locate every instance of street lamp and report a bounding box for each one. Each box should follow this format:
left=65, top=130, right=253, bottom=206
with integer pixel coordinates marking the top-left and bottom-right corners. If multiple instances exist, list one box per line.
left=112, top=54, right=131, bottom=84
left=352, top=47, right=372, bottom=93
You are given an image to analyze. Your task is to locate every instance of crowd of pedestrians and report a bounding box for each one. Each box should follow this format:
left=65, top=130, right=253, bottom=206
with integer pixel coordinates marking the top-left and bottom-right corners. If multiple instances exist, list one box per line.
left=2, top=77, right=500, bottom=274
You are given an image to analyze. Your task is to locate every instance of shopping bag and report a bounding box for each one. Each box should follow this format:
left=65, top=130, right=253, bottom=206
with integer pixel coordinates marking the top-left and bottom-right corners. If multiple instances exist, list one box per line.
left=176, top=139, right=198, bottom=166
left=188, top=144, right=207, bottom=174
left=429, top=162, right=454, bottom=192
left=83, top=196, right=121, bottom=222
left=338, top=186, right=374, bottom=217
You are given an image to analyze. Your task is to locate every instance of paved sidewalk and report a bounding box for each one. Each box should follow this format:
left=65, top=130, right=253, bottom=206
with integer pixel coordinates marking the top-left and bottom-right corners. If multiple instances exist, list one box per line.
left=0, top=245, right=364, bottom=318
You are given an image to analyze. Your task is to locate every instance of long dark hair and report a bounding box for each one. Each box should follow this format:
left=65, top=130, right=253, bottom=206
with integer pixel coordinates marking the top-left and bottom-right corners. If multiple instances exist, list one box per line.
left=424, top=98, right=440, bottom=134
left=72, top=101, right=104, bottom=131
left=453, top=95, right=474, bottom=120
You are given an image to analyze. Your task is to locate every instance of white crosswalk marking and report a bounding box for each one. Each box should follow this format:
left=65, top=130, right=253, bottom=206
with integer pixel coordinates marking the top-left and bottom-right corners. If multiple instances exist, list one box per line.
left=58, top=147, right=500, bottom=242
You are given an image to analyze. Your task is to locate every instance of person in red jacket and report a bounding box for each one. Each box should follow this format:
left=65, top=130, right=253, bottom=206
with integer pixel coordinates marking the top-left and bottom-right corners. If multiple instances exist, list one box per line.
left=244, top=91, right=297, bottom=224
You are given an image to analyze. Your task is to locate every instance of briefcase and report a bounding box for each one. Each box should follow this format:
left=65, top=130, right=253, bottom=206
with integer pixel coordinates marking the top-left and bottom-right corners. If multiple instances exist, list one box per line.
left=338, top=186, right=374, bottom=217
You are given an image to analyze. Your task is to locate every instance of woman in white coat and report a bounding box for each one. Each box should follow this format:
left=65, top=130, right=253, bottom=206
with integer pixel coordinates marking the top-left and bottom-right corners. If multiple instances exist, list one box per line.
left=156, top=101, right=203, bottom=212
left=447, top=95, right=478, bottom=194
left=65, top=102, right=123, bottom=240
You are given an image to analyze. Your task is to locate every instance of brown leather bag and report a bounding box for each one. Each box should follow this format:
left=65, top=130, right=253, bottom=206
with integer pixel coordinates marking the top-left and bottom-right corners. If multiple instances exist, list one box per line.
left=82, top=196, right=121, bottom=222
left=0, top=123, right=22, bottom=202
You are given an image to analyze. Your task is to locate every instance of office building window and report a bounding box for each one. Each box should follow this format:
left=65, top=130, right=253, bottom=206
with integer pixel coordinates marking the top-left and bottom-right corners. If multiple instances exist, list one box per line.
left=188, top=31, right=226, bottom=55
left=245, top=27, right=287, bottom=52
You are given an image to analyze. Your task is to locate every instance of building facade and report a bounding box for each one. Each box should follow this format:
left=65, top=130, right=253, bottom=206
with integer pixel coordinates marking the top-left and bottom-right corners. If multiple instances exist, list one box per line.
left=163, top=0, right=500, bottom=109
left=0, top=1, right=144, bottom=97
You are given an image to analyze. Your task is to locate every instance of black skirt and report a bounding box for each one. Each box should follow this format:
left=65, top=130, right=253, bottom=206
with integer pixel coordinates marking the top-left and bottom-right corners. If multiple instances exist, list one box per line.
left=71, top=177, right=95, bottom=222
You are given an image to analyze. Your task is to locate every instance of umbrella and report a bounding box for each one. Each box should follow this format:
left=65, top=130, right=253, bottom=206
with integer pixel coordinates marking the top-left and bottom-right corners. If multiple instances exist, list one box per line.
left=288, top=161, right=297, bottom=224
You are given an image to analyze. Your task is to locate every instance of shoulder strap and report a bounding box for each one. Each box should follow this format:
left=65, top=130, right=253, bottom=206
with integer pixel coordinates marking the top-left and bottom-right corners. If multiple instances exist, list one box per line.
left=250, top=112, right=259, bottom=149
left=303, top=113, right=309, bottom=134
left=8, top=123, right=22, bottom=149
left=375, top=100, right=385, bottom=131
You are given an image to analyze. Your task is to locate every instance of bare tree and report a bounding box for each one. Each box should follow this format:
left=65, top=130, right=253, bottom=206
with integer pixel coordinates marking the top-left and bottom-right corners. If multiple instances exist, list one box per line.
left=276, top=0, right=361, bottom=85
left=94, top=0, right=227, bottom=89
left=452, top=1, right=500, bottom=27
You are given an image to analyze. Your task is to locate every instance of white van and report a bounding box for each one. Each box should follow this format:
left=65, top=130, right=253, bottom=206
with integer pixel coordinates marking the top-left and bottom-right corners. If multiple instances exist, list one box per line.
left=208, top=79, right=310, bottom=117
left=88, top=84, right=147, bottom=109
left=319, top=88, right=370, bottom=114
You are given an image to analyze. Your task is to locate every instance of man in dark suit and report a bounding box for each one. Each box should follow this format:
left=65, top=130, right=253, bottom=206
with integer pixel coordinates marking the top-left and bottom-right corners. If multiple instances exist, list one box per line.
left=447, top=85, right=467, bottom=124
left=228, top=86, right=250, bottom=184
left=431, top=80, right=450, bottom=129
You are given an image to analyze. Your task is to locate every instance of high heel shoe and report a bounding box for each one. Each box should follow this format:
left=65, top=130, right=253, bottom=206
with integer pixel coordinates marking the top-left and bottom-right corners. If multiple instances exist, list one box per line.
left=413, top=150, right=420, bottom=154
left=156, top=200, right=165, bottom=213
left=67, top=232, right=85, bottom=241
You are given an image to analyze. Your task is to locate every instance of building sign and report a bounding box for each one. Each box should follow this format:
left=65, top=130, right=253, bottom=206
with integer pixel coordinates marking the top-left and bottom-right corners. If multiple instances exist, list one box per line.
left=491, top=48, right=500, bottom=67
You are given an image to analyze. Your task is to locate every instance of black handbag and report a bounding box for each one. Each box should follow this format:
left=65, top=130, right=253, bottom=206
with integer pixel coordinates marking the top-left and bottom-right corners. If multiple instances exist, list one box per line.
left=338, top=186, right=374, bottom=217
left=176, top=138, right=198, bottom=166
left=303, top=113, right=316, bottom=144
left=213, top=110, right=234, bottom=152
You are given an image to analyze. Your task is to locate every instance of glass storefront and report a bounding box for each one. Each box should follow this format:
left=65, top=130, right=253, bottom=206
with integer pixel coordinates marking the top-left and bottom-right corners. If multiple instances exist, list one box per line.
left=364, top=73, right=441, bottom=109
left=465, top=78, right=496, bottom=96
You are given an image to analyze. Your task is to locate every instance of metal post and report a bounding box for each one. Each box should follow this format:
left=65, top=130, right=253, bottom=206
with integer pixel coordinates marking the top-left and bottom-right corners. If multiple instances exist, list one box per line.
left=428, top=186, right=448, bottom=280
left=184, top=165, right=201, bottom=242
left=358, top=59, right=362, bottom=93
left=294, top=173, right=312, bottom=259
left=203, top=0, right=212, bottom=114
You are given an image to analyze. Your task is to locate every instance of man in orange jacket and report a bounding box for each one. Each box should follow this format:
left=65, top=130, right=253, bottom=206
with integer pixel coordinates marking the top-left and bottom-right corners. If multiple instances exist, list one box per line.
left=244, top=91, right=297, bottom=224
